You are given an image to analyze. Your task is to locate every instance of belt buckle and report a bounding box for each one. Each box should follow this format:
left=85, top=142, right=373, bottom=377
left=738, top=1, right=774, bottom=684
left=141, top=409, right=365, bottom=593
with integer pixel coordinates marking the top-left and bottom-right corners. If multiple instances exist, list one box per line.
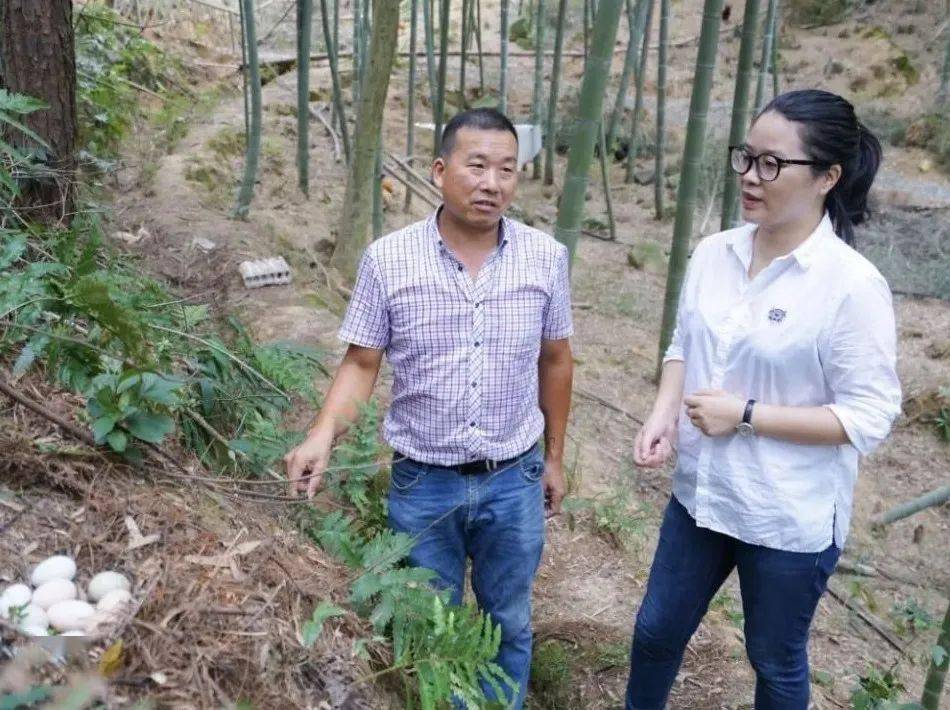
left=486, top=459, right=498, bottom=472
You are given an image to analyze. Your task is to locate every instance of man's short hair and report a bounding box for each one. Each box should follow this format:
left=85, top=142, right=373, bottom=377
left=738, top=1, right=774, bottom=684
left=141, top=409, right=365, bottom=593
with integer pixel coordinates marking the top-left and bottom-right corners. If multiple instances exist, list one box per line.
left=440, top=108, right=519, bottom=158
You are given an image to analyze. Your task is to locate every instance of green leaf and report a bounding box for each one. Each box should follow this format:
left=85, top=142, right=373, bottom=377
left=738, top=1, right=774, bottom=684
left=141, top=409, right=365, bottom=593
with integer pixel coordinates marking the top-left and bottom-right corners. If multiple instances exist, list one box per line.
left=106, top=429, right=128, bottom=452
left=301, top=601, right=345, bottom=648
left=138, top=373, right=182, bottom=406
left=92, top=414, right=120, bottom=443
left=933, top=644, right=948, bottom=667
left=124, top=412, right=175, bottom=443
left=0, top=234, right=27, bottom=270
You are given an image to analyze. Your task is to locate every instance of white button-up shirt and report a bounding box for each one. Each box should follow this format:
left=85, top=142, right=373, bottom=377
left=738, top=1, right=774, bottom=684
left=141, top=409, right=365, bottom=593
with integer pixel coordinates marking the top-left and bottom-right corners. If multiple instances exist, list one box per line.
left=665, top=214, right=902, bottom=552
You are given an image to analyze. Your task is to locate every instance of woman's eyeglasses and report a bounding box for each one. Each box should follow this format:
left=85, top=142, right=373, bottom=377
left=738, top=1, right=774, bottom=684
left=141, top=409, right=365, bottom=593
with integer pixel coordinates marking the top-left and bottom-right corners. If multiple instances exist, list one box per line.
left=728, top=145, right=829, bottom=182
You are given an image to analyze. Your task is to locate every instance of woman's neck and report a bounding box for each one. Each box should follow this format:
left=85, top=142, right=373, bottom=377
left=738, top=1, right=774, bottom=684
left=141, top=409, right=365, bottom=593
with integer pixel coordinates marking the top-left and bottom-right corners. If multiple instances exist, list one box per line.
left=754, top=210, right=824, bottom=263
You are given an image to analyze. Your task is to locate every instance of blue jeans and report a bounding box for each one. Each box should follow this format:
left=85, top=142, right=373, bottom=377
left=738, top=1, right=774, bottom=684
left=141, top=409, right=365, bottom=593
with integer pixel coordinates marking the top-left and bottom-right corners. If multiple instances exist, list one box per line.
left=626, top=496, right=840, bottom=710
left=387, top=445, right=546, bottom=709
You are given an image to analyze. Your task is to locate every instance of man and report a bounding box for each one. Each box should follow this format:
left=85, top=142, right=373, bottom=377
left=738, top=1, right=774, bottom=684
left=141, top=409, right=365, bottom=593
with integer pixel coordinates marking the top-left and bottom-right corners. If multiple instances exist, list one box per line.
left=284, top=108, right=573, bottom=708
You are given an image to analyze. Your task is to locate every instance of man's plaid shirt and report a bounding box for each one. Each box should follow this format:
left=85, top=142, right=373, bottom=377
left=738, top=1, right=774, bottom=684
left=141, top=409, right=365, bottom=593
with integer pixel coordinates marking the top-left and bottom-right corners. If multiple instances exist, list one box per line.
left=338, top=209, right=573, bottom=465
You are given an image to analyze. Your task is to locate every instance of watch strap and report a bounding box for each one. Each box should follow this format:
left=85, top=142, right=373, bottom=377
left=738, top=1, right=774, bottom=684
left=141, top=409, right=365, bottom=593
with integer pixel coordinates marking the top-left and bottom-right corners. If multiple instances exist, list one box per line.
left=742, top=399, right=756, bottom=426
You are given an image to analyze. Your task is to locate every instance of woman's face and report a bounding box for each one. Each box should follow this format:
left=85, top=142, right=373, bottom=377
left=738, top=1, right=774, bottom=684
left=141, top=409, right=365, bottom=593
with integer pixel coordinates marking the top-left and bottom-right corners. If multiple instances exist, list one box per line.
left=738, top=111, right=840, bottom=231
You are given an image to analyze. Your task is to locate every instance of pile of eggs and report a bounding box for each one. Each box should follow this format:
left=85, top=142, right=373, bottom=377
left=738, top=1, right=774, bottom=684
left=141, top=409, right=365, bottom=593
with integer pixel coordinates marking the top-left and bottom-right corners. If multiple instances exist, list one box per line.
left=0, top=555, right=132, bottom=637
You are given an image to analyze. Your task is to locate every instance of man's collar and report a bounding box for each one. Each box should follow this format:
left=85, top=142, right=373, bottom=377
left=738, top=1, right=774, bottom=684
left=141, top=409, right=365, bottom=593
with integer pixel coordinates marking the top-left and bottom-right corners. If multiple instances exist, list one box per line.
left=428, top=205, right=511, bottom=250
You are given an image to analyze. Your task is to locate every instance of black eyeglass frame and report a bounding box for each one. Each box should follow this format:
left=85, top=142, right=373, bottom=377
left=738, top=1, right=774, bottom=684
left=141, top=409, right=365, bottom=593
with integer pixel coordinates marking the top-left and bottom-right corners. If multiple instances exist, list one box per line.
left=728, top=144, right=830, bottom=182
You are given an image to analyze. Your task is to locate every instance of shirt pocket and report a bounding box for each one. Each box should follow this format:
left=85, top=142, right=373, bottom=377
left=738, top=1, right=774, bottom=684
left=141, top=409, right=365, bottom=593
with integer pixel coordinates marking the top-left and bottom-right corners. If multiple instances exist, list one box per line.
left=486, top=283, right=548, bottom=355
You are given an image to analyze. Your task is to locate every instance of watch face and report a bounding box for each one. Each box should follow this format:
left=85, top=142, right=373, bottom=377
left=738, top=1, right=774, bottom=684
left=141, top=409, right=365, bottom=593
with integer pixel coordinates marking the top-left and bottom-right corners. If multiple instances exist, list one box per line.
left=737, top=422, right=755, bottom=437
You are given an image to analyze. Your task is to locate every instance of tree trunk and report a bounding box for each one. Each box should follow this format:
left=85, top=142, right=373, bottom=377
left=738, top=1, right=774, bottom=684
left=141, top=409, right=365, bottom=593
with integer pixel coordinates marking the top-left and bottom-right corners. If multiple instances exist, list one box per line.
left=753, top=0, right=777, bottom=115
left=405, top=0, right=419, bottom=211
left=373, top=135, right=383, bottom=239
left=623, top=0, right=655, bottom=183
left=543, top=0, right=569, bottom=185
left=234, top=0, right=262, bottom=218
left=331, top=0, right=400, bottom=277
left=553, top=0, right=625, bottom=261
left=654, top=0, right=669, bottom=219
left=434, top=0, right=450, bottom=155
left=657, top=0, right=725, bottom=365
left=720, top=0, right=761, bottom=230
left=606, top=0, right=647, bottom=150
left=531, top=0, right=547, bottom=178
left=475, top=0, right=486, bottom=90
left=352, top=0, right=362, bottom=105
left=499, top=0, right=510, bottom=114
left=0, top=0, right=77, bottom=227
left=296, top=0, right=314, bottom=195
left=320, top=0, right=351, bottom=161
left=922, top=595, right=949, bottom=710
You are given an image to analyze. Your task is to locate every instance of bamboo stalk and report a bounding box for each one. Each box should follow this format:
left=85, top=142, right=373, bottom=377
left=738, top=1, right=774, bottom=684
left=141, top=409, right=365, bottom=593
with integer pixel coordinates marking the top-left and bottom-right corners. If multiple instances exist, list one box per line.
left=657, top=0, right=726, bottom=364
left=405, top=0, right=419, bottom=211
left=624, top=0, right=656, bottom=184
left=720, top=0, right=761, bottom=229
left=320, top=0, right=351, bottom=162
left=476, top=0, right=485, bottom=90
left=598, top=124, right=617, bottom=241
left=434, top=0, right=450, bottom=154
left=234, top=0, right=262, bottom=218
left=296, top=0, right=314, bottom=195
left=871, top=484, right=950, bottom=527
left=532, top=0, right=547, bottom=178
left=606, top=0, right=648, bottom=150
left=543, top=0, right=569, bottom=185
left=423, top=0, right=438, bottom=122
left=352, top=0, right=362, bottom=105
left=753, top=0, right=778, bottom=114
left=553, top=0, right=626, bottom=261
left=921, top=596, right=949, bottom=710
left=373, top=137, right=383, bottom=239
left=331, top=0, right=401, bottom=277
left=500, top=0, right=510, bottom=114
left=460, top=0, right=470, bottom=107
left=654, top=0, right=669, bottom=219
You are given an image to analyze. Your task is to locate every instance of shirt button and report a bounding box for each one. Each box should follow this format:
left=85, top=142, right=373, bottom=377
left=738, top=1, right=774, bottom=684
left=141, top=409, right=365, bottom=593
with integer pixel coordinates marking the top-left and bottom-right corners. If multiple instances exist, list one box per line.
left=474, top=341, right=481, bottom=347
left=469, top=421, right=476, bottom=427
left=471, top=381, right=477, bottom=387
left=474, top=302, right=481, bottom=307
left=457, top=264, right=463, bottom=272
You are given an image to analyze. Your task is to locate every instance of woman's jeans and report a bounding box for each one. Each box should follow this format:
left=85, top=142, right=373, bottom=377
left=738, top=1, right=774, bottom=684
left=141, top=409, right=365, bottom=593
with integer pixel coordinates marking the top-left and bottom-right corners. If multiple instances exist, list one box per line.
left=626, top=496, right=840, bottom=710
left=388, top=445, right=546, bottom=709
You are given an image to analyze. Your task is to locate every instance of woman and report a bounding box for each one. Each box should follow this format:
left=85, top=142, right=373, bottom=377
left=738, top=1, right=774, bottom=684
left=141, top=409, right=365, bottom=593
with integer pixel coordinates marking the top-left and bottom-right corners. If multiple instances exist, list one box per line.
left=625, top=89, right=902, bottom=709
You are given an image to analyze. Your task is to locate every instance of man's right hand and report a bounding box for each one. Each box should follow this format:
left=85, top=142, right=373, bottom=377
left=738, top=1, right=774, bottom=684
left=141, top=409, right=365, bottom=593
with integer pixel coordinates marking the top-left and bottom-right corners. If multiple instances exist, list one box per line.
left=284, top=429, right=334, bottom=499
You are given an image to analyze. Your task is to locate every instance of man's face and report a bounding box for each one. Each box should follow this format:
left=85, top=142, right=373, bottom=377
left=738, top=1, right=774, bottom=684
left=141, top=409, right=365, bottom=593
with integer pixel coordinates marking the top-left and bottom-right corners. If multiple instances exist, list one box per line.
left=432, top=127, right=519, bottom=231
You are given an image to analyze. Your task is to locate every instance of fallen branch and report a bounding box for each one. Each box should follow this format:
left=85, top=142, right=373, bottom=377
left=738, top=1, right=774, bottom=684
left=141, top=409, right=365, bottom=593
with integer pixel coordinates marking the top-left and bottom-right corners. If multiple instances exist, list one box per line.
left=574, top=388, right=644, bottom=425
left=309, top=105, right=342, bottom=162
left=826, top=582, right=908, bottom=657
left=871, top=484, right=950, bottom=527
left=382, top=162, right=439, bottom=209
left=0, top=374, right=96, bottom=446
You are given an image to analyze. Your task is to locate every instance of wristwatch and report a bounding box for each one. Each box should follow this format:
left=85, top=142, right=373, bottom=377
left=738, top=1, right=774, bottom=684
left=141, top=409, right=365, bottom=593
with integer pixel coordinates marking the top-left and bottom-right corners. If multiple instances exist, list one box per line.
left=736, top=399, right=756, bottom=437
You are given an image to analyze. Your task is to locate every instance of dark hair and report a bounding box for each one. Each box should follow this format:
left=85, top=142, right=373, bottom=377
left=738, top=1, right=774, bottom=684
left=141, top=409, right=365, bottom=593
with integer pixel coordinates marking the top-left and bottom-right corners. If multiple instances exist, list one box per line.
left=757, top=89, right=881, bottom=246
left=440, top=108, right=519, bottom=158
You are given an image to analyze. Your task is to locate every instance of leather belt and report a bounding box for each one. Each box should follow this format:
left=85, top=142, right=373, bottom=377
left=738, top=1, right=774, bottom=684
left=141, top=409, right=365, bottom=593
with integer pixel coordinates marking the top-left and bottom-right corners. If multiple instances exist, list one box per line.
left=396, top=444, right=537, bottom=476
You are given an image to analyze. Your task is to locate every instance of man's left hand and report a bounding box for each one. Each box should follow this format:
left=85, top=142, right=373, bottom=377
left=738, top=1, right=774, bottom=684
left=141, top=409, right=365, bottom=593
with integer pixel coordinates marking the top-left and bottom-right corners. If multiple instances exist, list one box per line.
left=542, top=459, right=566, bottom=518
left=683, top=389, right=745, bottom=437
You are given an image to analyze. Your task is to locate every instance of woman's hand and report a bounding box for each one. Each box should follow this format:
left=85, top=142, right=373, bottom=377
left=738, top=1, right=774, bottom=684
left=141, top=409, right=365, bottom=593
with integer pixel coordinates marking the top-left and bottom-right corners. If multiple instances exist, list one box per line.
left=634, top=410, right=678, bottom=468
left=683, top=389, right=745, bottom=437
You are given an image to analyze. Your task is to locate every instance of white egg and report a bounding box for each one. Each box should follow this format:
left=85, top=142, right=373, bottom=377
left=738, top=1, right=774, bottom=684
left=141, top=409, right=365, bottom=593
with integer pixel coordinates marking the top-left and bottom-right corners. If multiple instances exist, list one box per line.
left=30, top=555, right=77, bottom=586
left=15, top=604, right=48, bottom=630
left=47, top=600, right=95, bottom=632
left=61, top=629, right=86, bottom=636
left=19, top=625, right=49, bottom=637
left=0, top=584, right=32, bottom=616
left=96, top=588, right=132, bottom=612
left=32, top=579, right=77, bottom=609
left=87, top=571, right=131, bottom=602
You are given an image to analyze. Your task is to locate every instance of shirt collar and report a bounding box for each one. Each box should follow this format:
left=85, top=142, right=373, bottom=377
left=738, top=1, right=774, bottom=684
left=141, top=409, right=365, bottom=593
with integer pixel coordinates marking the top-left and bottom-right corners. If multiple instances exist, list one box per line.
left=727, top=213, right=834, bottom=272
left=428, top=205, right=511, bottom=252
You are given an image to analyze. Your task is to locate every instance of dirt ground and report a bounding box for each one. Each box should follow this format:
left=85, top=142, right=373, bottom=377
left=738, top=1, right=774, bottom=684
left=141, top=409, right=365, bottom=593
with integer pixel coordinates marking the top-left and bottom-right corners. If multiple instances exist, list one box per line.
left=16, top=0, right=949, bottom=707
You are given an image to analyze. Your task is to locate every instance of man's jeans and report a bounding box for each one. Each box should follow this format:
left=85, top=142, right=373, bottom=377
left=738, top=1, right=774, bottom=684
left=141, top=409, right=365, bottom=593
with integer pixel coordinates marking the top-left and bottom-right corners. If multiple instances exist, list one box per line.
left=626, top=496, right=840, bottom=710
left=388, top=445, right=546, bottom=709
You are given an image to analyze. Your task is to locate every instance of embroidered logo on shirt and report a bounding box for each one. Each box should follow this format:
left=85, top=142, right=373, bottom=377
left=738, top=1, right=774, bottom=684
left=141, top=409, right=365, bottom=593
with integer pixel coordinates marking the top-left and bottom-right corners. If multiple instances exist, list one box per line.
left=768, top=308, right=787, bottom=323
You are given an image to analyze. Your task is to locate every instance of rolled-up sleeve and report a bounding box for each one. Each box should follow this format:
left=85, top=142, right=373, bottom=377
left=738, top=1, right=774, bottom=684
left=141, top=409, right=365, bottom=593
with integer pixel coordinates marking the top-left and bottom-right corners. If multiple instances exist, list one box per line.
left=822, top=272, right=901, bottom=456
left=542, top=244, right=573, bottom=340
left=338, top=248, right=390, bottom=349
